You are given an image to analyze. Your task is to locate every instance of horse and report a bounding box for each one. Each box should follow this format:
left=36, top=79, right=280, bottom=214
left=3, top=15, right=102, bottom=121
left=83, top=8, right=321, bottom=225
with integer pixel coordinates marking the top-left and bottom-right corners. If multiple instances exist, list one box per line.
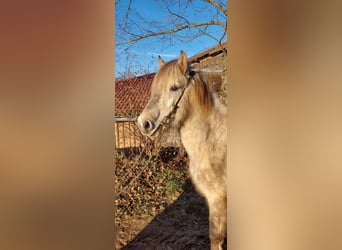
left=137, top=50, right=227, bottom=250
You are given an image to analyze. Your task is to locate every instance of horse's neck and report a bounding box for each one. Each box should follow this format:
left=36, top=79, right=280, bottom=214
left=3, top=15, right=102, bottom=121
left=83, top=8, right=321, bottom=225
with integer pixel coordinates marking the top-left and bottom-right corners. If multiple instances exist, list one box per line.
left=179, top=88, right=226, bottom=152
left=180, top=115, right=207, bottom=159
left=179, top=93, right=214, bottom=153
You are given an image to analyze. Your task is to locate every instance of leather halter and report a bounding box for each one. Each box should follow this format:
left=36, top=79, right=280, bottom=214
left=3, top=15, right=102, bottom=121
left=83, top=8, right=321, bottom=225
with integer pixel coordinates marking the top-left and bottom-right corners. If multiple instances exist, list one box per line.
left=152, top=70, right=195, bottom=135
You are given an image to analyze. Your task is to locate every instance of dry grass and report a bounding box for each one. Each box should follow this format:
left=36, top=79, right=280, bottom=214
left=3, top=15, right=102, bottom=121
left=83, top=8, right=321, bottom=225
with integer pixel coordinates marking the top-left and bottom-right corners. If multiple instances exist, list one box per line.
left=115, top=147, right=187, bottom=247
left=115, top=147, right=187, bottom=218
left=115, top=146, right=227, bottom=250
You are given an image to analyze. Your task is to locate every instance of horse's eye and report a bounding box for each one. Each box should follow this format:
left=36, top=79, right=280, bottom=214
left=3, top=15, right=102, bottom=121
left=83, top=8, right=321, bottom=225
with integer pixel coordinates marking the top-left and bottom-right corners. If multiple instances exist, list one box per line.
left=170, top=85, right=179, bottom=91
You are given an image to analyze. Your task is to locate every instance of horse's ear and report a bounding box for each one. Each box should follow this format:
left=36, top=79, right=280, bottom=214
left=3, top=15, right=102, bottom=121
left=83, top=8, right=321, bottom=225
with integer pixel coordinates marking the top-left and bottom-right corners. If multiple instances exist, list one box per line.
left=177, top=50, right=188, bottom=74
left=158, top=56, right=165, bottom=68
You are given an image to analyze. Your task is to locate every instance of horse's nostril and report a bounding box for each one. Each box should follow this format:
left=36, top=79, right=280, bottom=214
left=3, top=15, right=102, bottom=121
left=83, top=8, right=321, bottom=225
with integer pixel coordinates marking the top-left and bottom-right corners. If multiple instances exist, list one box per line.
left=143, top=120, right=154, bottom=131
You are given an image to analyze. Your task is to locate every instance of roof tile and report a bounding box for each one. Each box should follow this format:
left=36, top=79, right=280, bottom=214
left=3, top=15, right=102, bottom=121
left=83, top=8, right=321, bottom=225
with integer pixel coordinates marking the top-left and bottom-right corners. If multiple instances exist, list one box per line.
left=115, top=73, right=154, bottom=117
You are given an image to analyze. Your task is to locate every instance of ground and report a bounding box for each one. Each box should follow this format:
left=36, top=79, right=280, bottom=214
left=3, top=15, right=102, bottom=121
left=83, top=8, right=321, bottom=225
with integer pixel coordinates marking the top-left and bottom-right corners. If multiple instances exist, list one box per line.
left=115, top=147, right=227, bottom=250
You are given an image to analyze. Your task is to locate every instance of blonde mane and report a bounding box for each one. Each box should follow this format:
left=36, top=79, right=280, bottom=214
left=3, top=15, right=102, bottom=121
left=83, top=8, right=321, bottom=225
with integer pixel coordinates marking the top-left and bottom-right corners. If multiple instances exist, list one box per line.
left=186, top=73, right=212, bottom=116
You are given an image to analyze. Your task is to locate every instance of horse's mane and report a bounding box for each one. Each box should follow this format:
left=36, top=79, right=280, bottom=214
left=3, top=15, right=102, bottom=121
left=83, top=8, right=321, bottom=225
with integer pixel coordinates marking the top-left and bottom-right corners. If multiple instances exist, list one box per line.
left=188, top=72, right=212, bottom=116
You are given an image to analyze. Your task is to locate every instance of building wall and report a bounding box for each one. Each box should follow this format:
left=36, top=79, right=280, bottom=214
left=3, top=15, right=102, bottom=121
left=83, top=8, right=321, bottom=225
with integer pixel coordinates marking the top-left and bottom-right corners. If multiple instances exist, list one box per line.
left=193, top=51, right=227, bottom=98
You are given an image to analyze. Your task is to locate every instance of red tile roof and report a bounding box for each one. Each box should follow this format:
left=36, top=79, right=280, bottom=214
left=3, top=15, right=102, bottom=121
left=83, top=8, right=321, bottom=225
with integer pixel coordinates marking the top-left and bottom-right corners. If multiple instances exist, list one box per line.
left=115, top=73, right=155, bottom=117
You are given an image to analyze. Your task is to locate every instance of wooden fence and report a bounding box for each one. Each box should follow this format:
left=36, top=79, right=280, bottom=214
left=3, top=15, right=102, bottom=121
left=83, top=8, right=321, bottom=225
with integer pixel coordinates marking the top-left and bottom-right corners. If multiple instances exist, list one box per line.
left=115, top=117, right=144, bottom=149
left=115, top=117, right=182, bottom=149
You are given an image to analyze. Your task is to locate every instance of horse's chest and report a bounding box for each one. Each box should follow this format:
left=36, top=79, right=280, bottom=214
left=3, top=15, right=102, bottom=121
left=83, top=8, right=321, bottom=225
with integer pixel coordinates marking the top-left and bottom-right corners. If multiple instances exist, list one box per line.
left=180, top=123, right=207, bottom=154
left=181, top=125, right=225, bottom=164
left=188, top=154, right=226, bottom=200
left=181, top=127, right=226, bottom=197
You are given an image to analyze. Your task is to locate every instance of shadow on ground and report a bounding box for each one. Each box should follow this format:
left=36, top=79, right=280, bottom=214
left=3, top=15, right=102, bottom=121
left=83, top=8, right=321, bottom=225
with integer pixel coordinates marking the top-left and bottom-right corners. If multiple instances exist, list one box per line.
left=122, top=180, right=227, bottom=250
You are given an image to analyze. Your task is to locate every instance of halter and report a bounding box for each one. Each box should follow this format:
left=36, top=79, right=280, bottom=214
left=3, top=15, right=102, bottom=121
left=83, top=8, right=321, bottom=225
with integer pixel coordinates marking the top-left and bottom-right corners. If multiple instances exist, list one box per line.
left=156, top=69, right=195, bottom=132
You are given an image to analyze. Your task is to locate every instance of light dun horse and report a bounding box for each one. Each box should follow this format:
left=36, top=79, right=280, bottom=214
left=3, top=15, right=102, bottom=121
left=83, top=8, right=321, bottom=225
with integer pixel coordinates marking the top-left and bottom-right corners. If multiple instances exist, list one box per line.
left=137, top=51, right=227, bottom=250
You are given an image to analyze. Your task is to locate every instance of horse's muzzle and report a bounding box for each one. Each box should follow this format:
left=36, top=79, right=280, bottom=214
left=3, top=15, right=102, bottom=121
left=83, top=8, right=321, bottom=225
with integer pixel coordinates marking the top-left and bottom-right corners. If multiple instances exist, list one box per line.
left=137, top=116, right=156, bottom=136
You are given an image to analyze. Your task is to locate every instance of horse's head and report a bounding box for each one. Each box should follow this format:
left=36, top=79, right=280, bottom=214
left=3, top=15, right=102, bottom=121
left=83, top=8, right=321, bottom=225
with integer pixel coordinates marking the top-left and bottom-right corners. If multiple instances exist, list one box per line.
left=137, top=50, right=190, bottom=136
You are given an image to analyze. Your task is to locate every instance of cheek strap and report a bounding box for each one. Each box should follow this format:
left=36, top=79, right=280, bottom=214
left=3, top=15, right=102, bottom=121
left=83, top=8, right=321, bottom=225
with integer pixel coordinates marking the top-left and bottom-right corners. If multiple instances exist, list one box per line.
left=160, top=72, right=194, bottom=126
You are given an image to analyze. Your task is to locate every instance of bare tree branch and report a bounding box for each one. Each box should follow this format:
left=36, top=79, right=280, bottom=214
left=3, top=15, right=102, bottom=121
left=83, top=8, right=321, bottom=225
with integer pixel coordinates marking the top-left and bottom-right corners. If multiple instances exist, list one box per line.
left=116, top=21, right=226, bottom=45
left=202, top=0, right=227, bottom=16
left=165, top=4, right=190, bottom=25
left=123, top=0, right=133, bottom=27
left=198, top=27, right=221, bottom=43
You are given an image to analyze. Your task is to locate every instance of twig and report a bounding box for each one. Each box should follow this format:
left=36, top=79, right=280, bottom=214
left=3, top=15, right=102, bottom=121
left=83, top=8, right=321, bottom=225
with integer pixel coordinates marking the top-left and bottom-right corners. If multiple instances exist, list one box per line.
left=116, top=21, right=226, bottom=45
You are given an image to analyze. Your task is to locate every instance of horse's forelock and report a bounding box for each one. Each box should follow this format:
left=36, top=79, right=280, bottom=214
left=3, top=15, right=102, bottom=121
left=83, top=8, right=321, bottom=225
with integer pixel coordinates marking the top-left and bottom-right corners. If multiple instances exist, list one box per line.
left=153, top=60, right=187, bottom=88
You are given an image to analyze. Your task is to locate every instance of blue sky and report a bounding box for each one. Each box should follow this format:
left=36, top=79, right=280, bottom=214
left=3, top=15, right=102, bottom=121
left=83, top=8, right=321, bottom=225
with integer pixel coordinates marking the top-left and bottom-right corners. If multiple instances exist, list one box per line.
left=115, top=0, right=227, bottom=78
